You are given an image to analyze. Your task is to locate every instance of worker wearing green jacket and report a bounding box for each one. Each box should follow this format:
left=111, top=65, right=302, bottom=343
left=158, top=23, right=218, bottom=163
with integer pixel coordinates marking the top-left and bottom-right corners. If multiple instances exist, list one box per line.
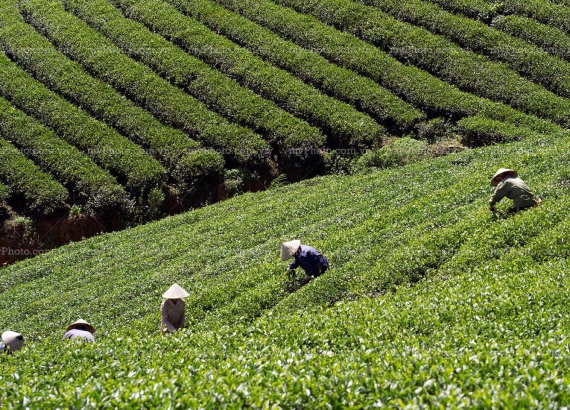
left=489, top=168, right=539, bottom=213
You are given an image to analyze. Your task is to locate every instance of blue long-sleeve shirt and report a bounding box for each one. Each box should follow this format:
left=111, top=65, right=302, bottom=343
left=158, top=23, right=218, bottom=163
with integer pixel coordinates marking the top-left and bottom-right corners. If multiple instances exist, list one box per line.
left=288, top=245, right=328, bottom=275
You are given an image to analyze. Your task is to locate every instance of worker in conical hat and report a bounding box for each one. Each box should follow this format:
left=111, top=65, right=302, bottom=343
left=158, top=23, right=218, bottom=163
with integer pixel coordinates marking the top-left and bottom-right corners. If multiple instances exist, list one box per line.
left=489, top=168, right=539, bottom=213
left=161, top=283, right=189, bottom=333
left=1, top=331, right=24, bottom=354
left=281, top=240, right=329, bottom=285
left=63, top=319, right=95, bottom=342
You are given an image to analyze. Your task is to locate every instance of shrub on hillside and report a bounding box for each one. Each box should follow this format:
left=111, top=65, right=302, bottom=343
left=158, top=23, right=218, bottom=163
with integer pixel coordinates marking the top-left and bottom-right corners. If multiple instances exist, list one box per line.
left=355, top=138, right=428, bottom=171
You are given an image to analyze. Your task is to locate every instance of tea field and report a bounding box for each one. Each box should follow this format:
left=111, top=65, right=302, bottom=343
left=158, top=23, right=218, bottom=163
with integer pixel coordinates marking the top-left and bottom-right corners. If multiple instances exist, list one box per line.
left=1, top=126, right=569, bottom=407
left=0, top=0, right=569, bottom=223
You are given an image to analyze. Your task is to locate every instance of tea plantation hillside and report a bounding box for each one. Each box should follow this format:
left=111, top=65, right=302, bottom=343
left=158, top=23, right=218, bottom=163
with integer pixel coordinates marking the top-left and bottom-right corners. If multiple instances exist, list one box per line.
left=1, top=130, right=569, bottom=407
left=1, top=0, right=570, bottom=236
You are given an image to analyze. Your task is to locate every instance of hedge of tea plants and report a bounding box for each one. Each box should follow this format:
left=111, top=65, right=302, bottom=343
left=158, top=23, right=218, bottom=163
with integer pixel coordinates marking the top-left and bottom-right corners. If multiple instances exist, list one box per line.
left=491, top=15, right=570, bottom=62
left=0, top=97, right=129, bottom=214
left=129, top=0, right=424, bottom=133
left=271, top=0, right=570, bottom=126
left=0, top=127, right=569, bottom=406
left=424, top=0, right=570, bottom=35
left=0, top=4, right=223, bottom=191
left=107, top=0, right=385, bottom=147
left=209, top=0, right=562, bottom=136
left=357, top=0, right=570, bottom=99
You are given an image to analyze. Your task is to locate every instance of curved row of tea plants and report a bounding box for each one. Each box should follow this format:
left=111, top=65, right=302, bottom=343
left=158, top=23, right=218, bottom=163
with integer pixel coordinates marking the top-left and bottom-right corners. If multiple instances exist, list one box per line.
left=0, top=138, right=68, bottom=214
left=136, top=0, right=424, bottom=133
left=491, top=15, right=570, bottom=62
left=61, top=0, right=326, bottom=161
left=0, top=97, right=129, bottom=214
left=424, top=0, right=570, bottom=35
left=0, top=3, right=223, bottom=193
left=20, top=0, right=269, bottom=167
left=271, top=0, right=570, bottom=127
left=480, top=0, right=570, bottom=34
left=0, top=52, right=164, bottom=194
left=0, top=128, right=569, bottom=406
left=209, top=0, right=562, bottom=136
left=108, top=0, right=385, bottom=147
left=456, top=115, right=538, bottom=146
left=357, top=0, right=570, bottom=99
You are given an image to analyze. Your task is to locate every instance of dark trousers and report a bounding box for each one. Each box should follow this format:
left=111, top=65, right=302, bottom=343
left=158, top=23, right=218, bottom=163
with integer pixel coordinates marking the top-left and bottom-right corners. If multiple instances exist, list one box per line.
left=308, top=257, right=329, bottom=278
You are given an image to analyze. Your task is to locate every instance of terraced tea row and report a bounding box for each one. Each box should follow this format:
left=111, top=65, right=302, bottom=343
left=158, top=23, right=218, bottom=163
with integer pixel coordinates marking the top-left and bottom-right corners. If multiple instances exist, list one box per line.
left=426, top=0, right=570, bottom=34
left=271, top=0, right=570, bottom=126
left=210, top=0, right=562, bottom=135
left=491, top=15, right=570, bottom=62
left=0, top=5, right=222, bottom=196
left=106, top=0, right=385, bottom=147
left=357, top=0, right=570, bottom=99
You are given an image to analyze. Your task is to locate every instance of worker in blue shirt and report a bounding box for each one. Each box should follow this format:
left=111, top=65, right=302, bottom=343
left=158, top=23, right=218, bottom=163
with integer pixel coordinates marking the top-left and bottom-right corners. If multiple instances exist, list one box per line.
left=281, top=240, right=329, bottom=285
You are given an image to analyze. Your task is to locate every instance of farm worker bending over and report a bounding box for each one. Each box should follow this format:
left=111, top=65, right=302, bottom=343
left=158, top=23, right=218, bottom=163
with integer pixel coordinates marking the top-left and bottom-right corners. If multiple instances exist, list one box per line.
left=63, top=319, right=95, bottom=343
left=161, top=283, right=189, bottom=333
left=1, top=331, right=24, bottom=354
left=282, top=240, right=329, bottom=285
left=489, top=168, right=539, bottom=213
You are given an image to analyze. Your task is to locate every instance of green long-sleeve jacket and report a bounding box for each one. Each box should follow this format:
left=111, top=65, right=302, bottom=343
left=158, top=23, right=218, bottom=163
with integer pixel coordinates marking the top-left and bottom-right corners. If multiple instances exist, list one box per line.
left=489, top=176, right=536, bottom=209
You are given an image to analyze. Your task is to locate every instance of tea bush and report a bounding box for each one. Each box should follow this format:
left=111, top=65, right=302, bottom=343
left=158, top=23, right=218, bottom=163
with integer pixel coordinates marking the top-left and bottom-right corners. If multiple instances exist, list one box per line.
left=20, top=0, right=269, bottom=167
left=0, top=2, right=223, bottom=190
left=0, top=138, right=68, bottom=213
left=109, top=0, right=386, bottom=147
left=0, top=97, right=129, bottom=214
left=491, top=15, right=570, bottom=62
left=209, top=0, right=562, bottom=136
left=0, top=182, right=9, bottom=203
left=272, top=0, right=570, bottom=126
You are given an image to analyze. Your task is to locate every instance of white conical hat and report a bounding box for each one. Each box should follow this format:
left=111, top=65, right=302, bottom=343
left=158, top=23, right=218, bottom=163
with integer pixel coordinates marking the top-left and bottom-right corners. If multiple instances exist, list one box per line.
left=66, top=319, right=95, bottom=334
left=281, top=240, right=301, bottom=261
left=491, top=168, right=517, bottom=186
left=162, top=283, right=190, bottom=299
left=1, top=331, right=24, bottom=352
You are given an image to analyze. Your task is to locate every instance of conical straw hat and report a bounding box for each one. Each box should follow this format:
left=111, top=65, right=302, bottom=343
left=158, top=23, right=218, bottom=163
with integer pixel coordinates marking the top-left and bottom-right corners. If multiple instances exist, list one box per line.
left=162, top=283, right=189, bottom=299
left=491, top=168, right=517, bottom=186
left=2, top=331, right=24, bottom=352
left=281, top=240, right=301, bottom=261
left=66, top=319, right=95, bottom=334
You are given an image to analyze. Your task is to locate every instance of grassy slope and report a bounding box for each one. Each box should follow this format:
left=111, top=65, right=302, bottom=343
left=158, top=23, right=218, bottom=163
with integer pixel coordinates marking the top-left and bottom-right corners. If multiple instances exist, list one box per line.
left=1, top=130, right=570, bottom=407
